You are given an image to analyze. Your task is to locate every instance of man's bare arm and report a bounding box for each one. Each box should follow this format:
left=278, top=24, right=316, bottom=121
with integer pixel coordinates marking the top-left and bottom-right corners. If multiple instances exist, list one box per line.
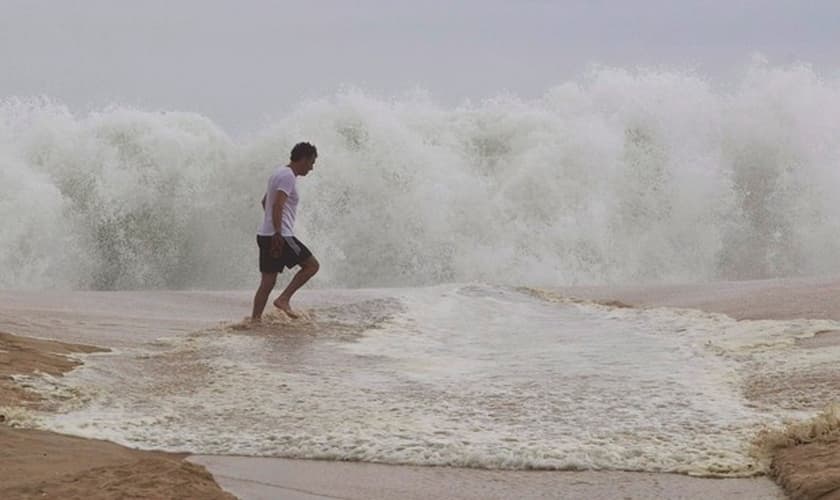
left=272, top=191, right=288, bottom=235
left=269, top=191, right=288, bottom=257
left=261, top=194, right=266, bottom=209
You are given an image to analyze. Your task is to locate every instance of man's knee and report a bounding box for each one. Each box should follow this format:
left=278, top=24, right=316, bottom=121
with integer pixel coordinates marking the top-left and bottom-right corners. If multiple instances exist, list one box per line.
left=303, top=256, right=320, bottom=274
left=260, top=273, right=278, bottom=289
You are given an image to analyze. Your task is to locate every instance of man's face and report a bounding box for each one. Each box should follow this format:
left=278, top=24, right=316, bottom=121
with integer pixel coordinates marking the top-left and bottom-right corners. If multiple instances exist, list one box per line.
left=301, top=155, right=316, bottom=176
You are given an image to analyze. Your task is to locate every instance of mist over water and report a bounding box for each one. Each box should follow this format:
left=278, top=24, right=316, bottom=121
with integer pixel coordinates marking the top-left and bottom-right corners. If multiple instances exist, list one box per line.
left=3, top=62, right=840, bottom=290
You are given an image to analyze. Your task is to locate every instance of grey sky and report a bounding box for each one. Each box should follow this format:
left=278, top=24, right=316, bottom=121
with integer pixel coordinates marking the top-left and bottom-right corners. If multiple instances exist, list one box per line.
left=1, top=0, right=838, bottom=133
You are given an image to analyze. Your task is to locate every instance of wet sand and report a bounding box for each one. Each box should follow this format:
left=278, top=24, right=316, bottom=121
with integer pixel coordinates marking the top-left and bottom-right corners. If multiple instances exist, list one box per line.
left=189, top=455, right=785, bottom=500
left=552, top=275, right=840, bottom=322
left=0, top=332, right=235, bottom=500
left=2, top=278, right=839, bottom=499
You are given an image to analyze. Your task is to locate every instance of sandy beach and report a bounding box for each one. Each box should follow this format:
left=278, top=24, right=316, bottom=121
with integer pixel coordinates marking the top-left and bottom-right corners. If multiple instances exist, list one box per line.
left=2, top=278, right=839, bottom=499
left=0, top=332, right=235, bottom=499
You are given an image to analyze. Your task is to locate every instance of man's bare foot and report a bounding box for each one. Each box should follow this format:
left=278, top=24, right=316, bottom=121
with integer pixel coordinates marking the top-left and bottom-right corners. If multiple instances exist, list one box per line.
left=273, top=297, right=300, bottom=318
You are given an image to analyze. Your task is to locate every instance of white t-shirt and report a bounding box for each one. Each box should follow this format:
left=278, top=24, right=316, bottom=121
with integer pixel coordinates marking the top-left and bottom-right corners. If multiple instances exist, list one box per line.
left=258, top=166, right=299, bottom=236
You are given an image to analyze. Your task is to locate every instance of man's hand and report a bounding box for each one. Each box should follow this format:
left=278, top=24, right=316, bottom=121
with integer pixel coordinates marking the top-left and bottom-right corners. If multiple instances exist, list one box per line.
left=270, top=233, right=284, bottom=258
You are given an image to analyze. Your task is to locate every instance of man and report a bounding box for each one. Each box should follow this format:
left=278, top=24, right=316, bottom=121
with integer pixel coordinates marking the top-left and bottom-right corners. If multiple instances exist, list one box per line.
left=251, top=142, right=320, bottom=321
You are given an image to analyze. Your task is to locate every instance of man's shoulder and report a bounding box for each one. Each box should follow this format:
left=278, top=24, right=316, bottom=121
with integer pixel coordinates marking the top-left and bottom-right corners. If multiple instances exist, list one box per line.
left=269, top=166, right=296, bottom=193
left=270, top=166, right=295, bottom=181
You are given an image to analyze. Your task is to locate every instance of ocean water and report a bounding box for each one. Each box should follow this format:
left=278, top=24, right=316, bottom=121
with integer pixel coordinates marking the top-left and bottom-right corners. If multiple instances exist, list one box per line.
left=5, top=62, right=840, bottom=477
left=3, top=62, right=840, bottom=290
left=23, top=285, right=840, bottom=476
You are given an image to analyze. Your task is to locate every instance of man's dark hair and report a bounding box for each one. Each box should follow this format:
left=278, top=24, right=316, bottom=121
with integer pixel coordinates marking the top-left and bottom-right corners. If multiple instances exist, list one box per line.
left=290, top=142, right=318, bottom=162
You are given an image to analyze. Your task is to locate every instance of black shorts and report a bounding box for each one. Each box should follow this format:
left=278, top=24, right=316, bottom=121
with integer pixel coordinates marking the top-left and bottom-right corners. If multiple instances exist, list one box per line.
left=257, top=235, right=313, bottom=273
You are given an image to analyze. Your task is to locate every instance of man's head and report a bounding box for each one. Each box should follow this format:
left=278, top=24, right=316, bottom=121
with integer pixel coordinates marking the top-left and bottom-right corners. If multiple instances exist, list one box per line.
left=289, top=142, right=317, bottom=176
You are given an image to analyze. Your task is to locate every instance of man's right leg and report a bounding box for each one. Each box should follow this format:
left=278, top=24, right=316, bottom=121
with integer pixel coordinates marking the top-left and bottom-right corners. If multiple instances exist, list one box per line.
left=274, top=256, right=320, bottom=318
left=251, top=272, right=278, bottom=321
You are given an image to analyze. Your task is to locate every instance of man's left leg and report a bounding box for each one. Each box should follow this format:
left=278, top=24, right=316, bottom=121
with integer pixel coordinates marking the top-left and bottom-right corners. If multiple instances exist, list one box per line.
left=252, top=272, right=278, bottom=321
left=274, top=256, right=320, bottom=318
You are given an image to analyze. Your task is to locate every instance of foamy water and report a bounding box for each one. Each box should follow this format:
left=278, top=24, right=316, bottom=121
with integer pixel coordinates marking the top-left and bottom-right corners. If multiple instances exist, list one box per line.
left=6, top=61, right=840, bottom=476
left=25, top=285, right=840, bottom=476
left=4, top=62, right=840, bottom=290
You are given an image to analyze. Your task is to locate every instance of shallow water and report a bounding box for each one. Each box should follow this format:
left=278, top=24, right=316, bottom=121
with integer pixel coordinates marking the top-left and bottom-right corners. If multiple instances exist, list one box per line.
left=19, top=284, right=839, bottom=476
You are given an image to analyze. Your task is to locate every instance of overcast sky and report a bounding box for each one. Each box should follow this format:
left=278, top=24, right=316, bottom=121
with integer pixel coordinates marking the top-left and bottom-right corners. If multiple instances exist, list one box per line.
left=1, top=0, right=838, bottom=133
